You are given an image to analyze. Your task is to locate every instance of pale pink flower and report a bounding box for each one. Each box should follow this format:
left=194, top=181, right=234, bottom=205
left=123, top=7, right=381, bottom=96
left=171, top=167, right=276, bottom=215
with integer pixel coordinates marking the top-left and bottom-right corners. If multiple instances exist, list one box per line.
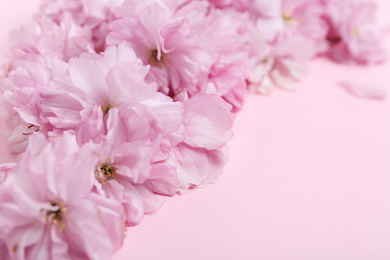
left=324, top=0, right=387, bottom=64
left=0, top=132, right=125, bottom=260
left=92, top=108, right=178, bottom=225
left=249, top=35, right=315, bottom=93
left=281, top=0, right=329, bottom=53
left=251, top=0, right=328, bottom=54
left=71, top=45, right=235, bottom=194
left=67, top=45, right=184, bottom=145
left=2, top=44, right=188, bottom=203
left=3, top=45, right=183, bottom=153
left=40, top=0, right=123, bottom=27
left=66, top=45, right=189, bottom=219
left=1, top=54, right=89, bottom=153
left=7, top=15, right=94, bottom=62
left=107, top=1, right=215, bottom=97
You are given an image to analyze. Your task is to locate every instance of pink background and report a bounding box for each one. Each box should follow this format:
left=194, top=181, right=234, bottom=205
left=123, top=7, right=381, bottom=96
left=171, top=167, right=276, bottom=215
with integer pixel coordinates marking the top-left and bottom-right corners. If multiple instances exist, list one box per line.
left=1, top=1, right=390, bottom=259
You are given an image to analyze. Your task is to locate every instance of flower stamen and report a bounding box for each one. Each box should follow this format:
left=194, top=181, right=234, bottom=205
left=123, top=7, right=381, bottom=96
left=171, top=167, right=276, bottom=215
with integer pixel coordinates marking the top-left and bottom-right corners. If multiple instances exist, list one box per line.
left=149, top=48, right=166, bottom=68
left=96, top=159, right=118, bottom=184
left=22, top=124, right=40, bottom=136
left=353, top=28, right=361, bottom=37
left=282, top=10, right=296, bottom=25
left=101, top=100, right=113, bottom=115
left=45, top=202, right=67, bottom=232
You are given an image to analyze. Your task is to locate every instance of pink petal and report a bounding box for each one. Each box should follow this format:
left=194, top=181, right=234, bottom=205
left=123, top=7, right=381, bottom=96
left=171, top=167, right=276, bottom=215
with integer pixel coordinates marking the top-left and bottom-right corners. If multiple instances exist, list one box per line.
left=183, top=94, right=233, bottom=150
left=105, top=62, right=151, bottom=105
left=69, top=59, right=108, bottom=105
left=338, top=81, right=387, bottom=100
left=169, top=143, right=229, bottom=192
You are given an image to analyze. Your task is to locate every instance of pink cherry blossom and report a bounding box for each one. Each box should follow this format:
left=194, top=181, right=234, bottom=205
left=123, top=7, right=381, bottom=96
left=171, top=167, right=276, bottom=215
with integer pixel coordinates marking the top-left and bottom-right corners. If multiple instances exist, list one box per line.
left=281, top=0, right=329, bottom=53
left=0, top=132, right=125, bottom=260
left=249, top=35, right=315, bottom=94
left=107, top=1, right=215, bottom=97
left=251, top=0, right=328, bottom=54
left=40, top=0, right=123, bottom=27
left=7, top=15, right=94, bottom=62
left=2, top=44, right=184, bottom=154
left=1, top=54, right=88, bottom=153
left=66, top=44, right=184, bottom=145
left=324, top=0, right=387, bottom=64
left=91, top=108, right=177, bottom=225
left=40, top=0, right=124, bottom=52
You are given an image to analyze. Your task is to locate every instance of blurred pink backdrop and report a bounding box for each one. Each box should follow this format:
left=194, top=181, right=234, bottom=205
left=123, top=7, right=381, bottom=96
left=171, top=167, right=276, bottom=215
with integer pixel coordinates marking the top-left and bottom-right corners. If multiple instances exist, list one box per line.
left=1, top=1, right=390, bottom=260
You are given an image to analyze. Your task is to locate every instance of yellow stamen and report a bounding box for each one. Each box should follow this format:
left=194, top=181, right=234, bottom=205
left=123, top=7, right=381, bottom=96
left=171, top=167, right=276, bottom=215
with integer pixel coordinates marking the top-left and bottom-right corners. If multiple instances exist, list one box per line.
left=101, top=100, right=113, bottom=115
left=282, top=11, right=295, bottom=25
left=353, top=29, right=361, bottom=37
left=96, top=159, right=118, bottom=184
left=45, top=202, right=67, bottom=232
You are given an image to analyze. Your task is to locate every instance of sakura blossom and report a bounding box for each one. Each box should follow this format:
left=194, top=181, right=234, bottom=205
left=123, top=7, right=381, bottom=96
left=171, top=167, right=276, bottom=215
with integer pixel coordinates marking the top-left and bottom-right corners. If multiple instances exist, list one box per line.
left=7, top=14, right=94, bottom=63
left=248, top=35, right=316, bottom=94
left=107, top=1, right=215, bottom=97
left=39, top=0, right=125, bottom=52
left=323, top=0, right=387, bottom=64
left=0, top=132, right=125, bottom=260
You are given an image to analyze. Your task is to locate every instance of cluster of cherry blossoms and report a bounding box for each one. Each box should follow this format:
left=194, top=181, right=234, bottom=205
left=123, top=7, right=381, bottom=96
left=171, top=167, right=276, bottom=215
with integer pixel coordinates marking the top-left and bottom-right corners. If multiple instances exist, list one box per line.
left=0, top=0, right=386, bottom=259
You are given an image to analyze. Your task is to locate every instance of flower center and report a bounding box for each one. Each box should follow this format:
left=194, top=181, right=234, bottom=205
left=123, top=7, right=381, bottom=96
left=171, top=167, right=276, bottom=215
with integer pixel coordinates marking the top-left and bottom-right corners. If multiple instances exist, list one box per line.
left=96, top=159, right=118, bottom=184
left=353, top=28, right=361, bottom=37
left=101, top=101, right=113, bottom=116
left=149, top=48, right=166, bottom=68
left=282, top=11, right=295, bottom=25
left=45, top=202, right=66, bottom=232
